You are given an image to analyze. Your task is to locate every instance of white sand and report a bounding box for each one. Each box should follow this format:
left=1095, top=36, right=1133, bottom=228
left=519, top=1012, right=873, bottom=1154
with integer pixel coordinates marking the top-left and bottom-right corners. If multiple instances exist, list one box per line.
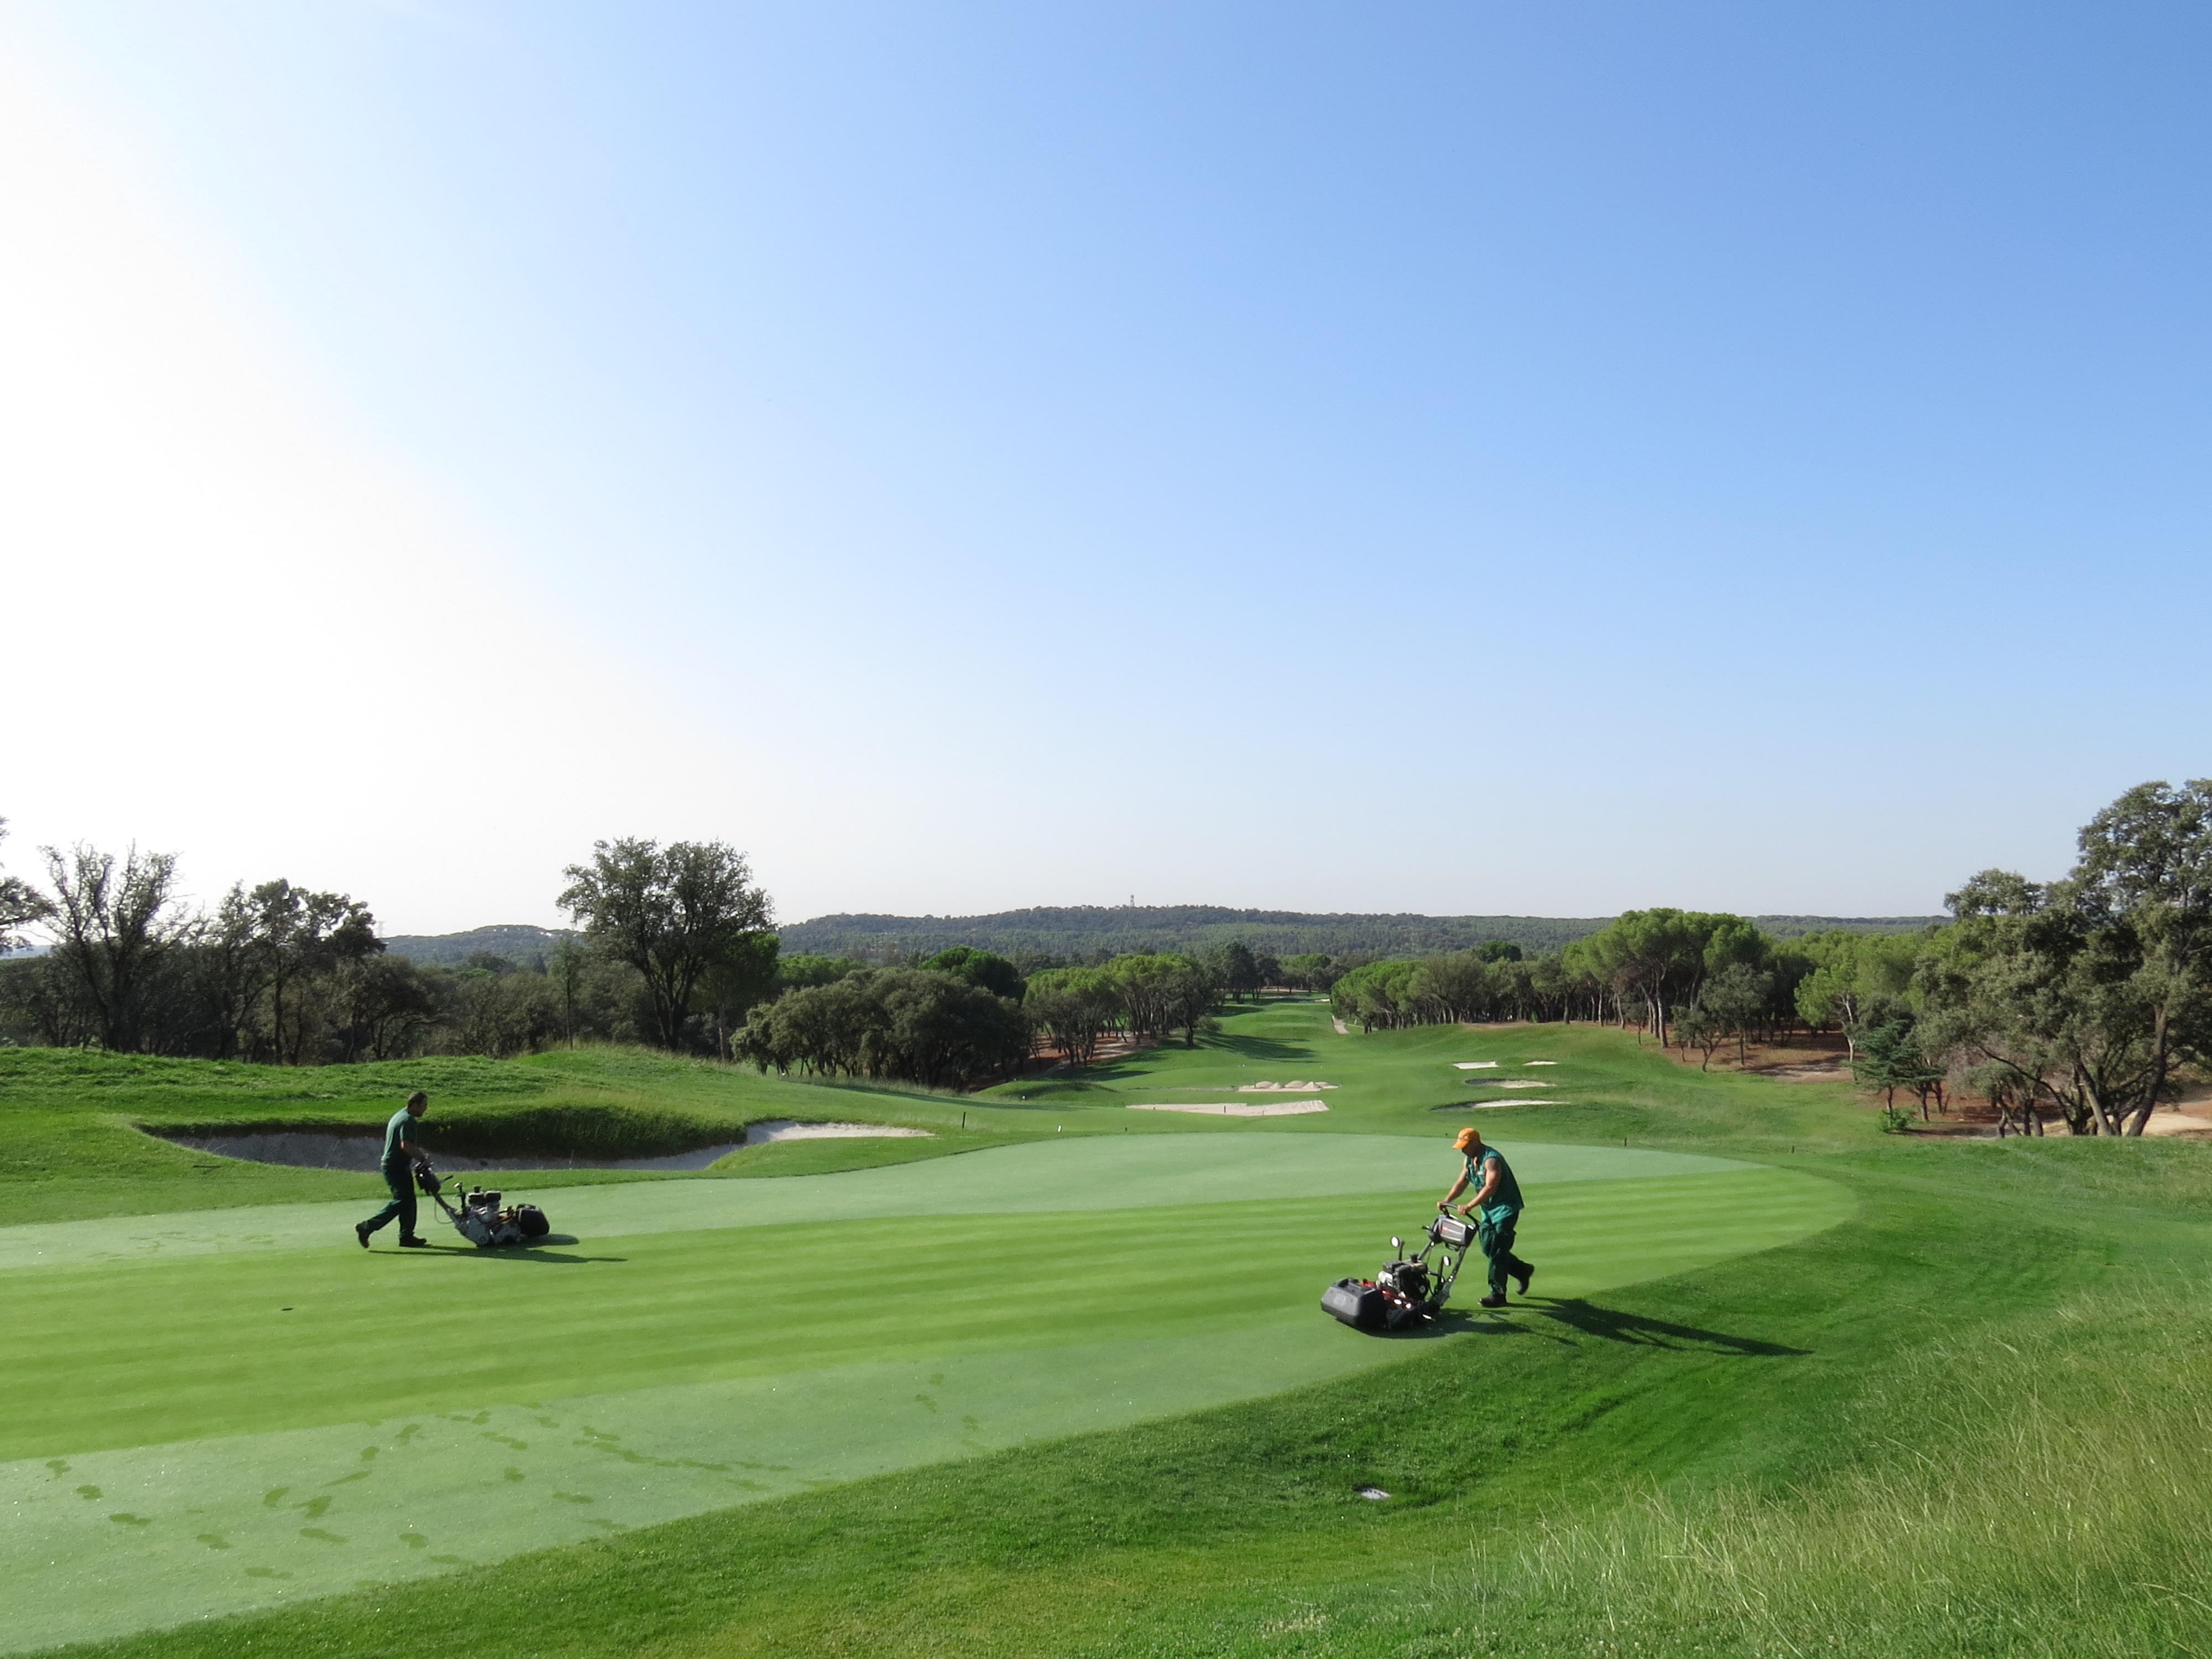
left=1460, top=1099, right=1568, bottom=1110
left=1453, top=1062, right=1499, bottom=1070
left=1488, top=1081, right=1552, bottom=1090
left=745, top=1120, right=933, bottom=1143
left=1127, top=1100, right=1330, bottom=1117
left=1524, top=1061, right=1557, bottom=1067
left=1237, top=1080, right=1337, bottom=1092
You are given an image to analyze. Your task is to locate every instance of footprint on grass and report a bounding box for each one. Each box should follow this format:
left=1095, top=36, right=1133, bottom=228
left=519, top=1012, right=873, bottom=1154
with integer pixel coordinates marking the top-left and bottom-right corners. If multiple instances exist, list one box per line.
left=45, top=1460, right=69, bottom=1475
left=930, top=1373, right=945, bottom=1386
left=914, top=1394, right=938, bottom=1413
left=429, top=1553, right=467, bottom=1566
left=358, top=1446, right=379, bottom=1463
left=300, top=1527, right=346, bottom=1544
left=325, top=1470, right=370, bottom=1487
left=262, top=1487, right=289, bottom=1509
left=198, top=1533, right=232, bottom=1550
left=108, top=1514, right=152, bottom=1527
left=244, top=1567, right=293, bottom=1580
left=551, top=1492, right=594, bottom=1505
left=399, top=1532, right=428, bottom=1550
left=962, top=1416, right=980, bottom=1432
left=300, top=1495, right=332, bottom=1519
left=395, top=1425, right=422, bottom=1444
left=76, top=1484, right=101, bottom=1500
left=482, top=1433, right=528, bottom=1451
left=504, top=1468, right=526, bottom=1483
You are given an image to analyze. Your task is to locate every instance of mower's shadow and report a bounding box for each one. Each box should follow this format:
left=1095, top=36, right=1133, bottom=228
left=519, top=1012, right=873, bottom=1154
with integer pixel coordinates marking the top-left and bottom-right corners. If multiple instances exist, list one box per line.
left=420, top=1236, right=625, bottom=1264
left=1530, top=1298, right=1806, bottom=1355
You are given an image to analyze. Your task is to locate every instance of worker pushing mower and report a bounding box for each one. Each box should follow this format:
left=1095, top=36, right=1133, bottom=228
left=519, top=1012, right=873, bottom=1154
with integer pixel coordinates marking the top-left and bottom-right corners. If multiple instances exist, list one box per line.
left=354, top=1089, right=551, bottom=1250
left=1322, top=1125, right=1535, bottom=1329
left=1440, top=1125, right=1533, bottom=1308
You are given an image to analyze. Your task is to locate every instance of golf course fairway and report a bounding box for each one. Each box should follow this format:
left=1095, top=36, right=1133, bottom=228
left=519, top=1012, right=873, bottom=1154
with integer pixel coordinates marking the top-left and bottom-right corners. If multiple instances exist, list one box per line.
left=1, top=1133, right=1847, bottom=1652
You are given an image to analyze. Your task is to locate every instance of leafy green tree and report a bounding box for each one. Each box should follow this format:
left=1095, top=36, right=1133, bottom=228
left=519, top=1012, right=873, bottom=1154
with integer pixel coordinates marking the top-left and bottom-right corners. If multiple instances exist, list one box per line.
left=2073, top=780, right=2212, bottom=1134
left=923, top=946, right=1026, bottom=1001
left=559, top=838, right=774, bottom=1051
left=242, top=879, right=382, bottom=1064
left=1280, top=953, right=1339, bottom=992
left=1696, top=962, right=1773, bottom=1066
left=1164, top=953, right=1224, bottom=1046
left=1208, top=941, right=1261, bottom=1002
left=1025, top=967, right=1123, bottom=1068
left=0, top=818, right=45, bottom=953
left=776, top=954, right=867, bottom=991
left=39, top=842, right=193, bottom=1052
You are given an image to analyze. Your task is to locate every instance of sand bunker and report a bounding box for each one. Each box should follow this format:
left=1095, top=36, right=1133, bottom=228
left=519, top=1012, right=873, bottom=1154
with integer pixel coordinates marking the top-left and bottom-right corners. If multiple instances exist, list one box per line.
left=1128, top=1100, right=1330, bottom=1118
left=1436, top=1100, right=1569, bottom=1112
left=1237, top=1081, right=1337, bottom=1092
left=1524, top=1061, right=1557, bottom=1067
left=1488, top=1081, right=1552, bottom=1090
left=1454, top=1062, right=1499, bottom=1070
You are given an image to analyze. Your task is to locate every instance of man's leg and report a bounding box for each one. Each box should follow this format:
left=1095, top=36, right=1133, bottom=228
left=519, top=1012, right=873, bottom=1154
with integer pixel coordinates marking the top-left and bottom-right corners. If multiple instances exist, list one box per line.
left=1478, top=1215, right=1511, bottom=1299
left=361, top=1167, right=410, bottom=1239
left=1498, top=1213, right=1534, bottom=1293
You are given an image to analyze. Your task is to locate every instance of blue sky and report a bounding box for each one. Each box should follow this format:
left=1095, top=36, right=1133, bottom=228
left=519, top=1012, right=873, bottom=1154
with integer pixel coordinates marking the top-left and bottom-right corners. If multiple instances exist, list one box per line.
left=3, top=2, right=2207, bottom=931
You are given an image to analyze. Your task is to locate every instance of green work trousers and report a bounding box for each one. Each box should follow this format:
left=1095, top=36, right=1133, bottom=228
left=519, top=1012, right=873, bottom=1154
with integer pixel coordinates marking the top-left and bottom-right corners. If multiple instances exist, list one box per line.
left=362, top=1165, right=419, bottom=1240
left=1478, top=1211, right=1532, bottom=1297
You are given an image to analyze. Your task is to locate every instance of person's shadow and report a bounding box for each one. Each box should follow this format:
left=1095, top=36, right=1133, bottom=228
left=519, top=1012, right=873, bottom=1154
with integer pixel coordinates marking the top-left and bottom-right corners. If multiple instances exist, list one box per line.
left=1527, top=1297, right=1806, bottom=1355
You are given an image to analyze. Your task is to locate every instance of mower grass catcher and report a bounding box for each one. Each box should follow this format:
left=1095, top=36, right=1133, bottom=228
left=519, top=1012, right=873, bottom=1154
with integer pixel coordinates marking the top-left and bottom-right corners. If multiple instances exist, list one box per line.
left=415, top=1161, right=552, bottom=1248
left=1322, top=1210, right=1473, bottom=1332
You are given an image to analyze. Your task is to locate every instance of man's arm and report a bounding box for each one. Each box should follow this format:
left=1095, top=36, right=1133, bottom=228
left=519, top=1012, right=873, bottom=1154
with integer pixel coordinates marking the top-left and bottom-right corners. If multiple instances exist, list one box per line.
left=1440, top=1170, right=1469, bottom=1211
left=1455, top=1161, right=1501, bottom=1217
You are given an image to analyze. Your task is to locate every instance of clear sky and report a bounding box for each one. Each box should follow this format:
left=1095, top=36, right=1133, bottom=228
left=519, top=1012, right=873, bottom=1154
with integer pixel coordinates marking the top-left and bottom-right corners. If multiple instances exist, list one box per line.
left=4, top=2, right=2208, bottom=933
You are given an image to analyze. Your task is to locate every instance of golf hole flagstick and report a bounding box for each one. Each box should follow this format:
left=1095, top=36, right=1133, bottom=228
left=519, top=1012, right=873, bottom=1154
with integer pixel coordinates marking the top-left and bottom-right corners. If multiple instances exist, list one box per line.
left=415, top=1159, right=553, bottom=1248
left=1321, top=1210, right=1473, bottom=1332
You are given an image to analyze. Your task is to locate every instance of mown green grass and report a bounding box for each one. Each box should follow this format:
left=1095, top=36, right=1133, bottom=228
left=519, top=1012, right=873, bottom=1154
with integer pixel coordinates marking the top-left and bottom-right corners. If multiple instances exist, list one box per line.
left=9, top=1005, right=2212, bottom=1657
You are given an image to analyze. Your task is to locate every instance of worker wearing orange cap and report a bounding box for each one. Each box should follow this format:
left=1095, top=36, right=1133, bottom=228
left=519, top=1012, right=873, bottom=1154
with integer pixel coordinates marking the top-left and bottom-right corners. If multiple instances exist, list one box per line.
left=1441, top=1126, right=1532, bottom=1308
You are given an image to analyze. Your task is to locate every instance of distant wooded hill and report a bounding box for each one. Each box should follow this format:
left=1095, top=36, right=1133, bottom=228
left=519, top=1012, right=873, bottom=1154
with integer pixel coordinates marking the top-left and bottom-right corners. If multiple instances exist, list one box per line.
left=380, top=924, right=572, bottom=966
left=772, top=906, right=1945, bottom=963
left=385, top=907, right=1943, bottom=968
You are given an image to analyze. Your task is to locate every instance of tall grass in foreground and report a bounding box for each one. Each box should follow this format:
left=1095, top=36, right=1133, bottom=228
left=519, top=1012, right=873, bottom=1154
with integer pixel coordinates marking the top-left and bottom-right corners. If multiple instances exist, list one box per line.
left=1447, top=1288, right=2212, bottom=1657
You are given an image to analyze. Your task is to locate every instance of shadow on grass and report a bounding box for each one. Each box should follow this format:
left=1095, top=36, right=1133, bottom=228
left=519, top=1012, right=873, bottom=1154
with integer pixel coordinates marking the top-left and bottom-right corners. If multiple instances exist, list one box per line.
left=1198, top=1031, right=1315, bottom=1062
left=1531, top=1297, right=1807, bottom=1355
left=403, top=1239, right=628, bottom=1264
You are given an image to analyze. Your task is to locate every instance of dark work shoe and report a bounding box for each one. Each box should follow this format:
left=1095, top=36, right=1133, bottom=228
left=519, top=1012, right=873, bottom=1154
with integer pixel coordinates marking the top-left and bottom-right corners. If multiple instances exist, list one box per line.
left=356, top=1223, right=372, bottom=1249
left=1479, top=1293, right=1507, bottom=1309
left=398, top=1236, right=429, bottom=1248
left=1514, top=1264, right=1533, bottom=1296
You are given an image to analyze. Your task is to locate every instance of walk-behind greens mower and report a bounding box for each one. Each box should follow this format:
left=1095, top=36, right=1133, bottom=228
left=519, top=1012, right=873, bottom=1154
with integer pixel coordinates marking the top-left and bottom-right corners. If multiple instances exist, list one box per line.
left=1321, top=1209, right=1473, bottom=1331
left=415, top=1160, right=552, bottom=1249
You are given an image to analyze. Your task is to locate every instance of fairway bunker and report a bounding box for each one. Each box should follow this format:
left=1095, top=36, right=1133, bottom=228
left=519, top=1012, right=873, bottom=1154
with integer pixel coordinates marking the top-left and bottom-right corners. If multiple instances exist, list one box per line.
left=145, top=1119, right=929, bottom=1173
left=1127, top=1100, right=1329, bottom=1117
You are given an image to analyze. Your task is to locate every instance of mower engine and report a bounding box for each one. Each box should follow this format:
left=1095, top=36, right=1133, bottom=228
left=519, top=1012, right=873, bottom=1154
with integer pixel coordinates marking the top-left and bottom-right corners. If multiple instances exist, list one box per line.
left=1321, top=1212, right=1472, bottom=1332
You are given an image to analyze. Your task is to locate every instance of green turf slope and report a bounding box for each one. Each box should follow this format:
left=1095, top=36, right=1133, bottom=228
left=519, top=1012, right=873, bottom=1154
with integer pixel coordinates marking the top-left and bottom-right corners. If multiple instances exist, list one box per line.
left=0, top=1134, right=1844, bottom=1652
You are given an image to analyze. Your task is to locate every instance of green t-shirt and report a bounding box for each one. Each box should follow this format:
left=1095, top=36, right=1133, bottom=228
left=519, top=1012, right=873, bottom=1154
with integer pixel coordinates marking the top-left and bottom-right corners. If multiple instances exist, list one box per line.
left=1464, top=1146, right=1523, bottom=1220
left=381, top=1108, right=418, bottom=1170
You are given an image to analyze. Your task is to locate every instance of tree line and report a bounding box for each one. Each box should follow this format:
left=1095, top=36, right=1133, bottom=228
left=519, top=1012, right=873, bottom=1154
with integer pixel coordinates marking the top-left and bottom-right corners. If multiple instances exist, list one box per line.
left=13, top=779, right=2197, bottom=1130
